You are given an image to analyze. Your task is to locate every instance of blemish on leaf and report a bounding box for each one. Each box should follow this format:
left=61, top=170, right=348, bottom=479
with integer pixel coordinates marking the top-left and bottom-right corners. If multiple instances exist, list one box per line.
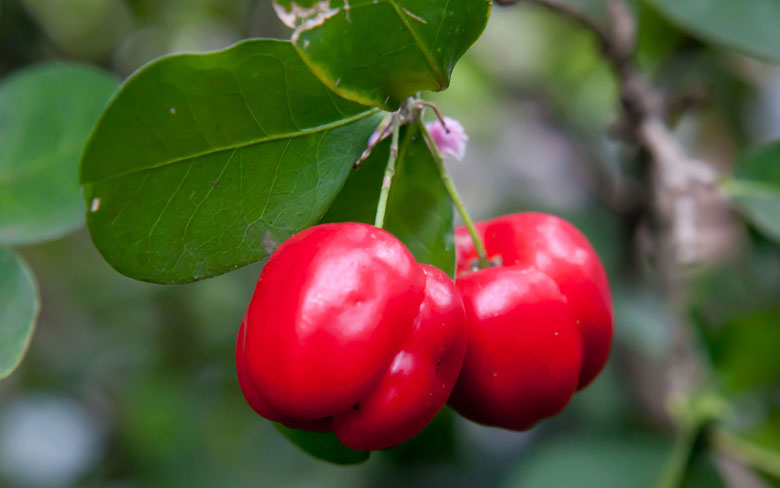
left=344, top=0, right=352, bottom=23
left=402, top=8, right=427, bottom=24
left=273, top=1, right=339, bottom=43
left=169, top=107, right=176, bottom=115
left=90, top=198, right=101, bottom=213
left=262, top=231, right=279, bottom=256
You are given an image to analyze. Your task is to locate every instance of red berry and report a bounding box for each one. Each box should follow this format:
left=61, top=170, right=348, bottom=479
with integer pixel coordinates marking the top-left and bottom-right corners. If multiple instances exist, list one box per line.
left=455, top=213, right=612, bottom=390
left=333, top=264, right=467, bottom=450
left=236, top=318, right=331, bottom=432
left=237, top=223, right=466, bottom=450
left=449, top=266, right=583, bottom=430
left=454, top=222, right=487, bottom=275
left=481, top=213, right=612, bottom=389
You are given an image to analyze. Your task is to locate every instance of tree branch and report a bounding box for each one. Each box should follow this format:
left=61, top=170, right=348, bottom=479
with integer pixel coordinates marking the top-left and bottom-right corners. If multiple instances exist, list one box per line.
left=498, top=0, right=740, bottom=483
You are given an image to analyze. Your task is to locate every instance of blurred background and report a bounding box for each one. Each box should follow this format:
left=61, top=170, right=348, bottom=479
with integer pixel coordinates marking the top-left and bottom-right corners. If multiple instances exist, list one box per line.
left=1, top=0, right=780, bottom=486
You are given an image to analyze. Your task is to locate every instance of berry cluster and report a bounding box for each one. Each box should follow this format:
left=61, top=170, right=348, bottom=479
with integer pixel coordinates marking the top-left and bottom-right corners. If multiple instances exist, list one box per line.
left=236, top=213, right=612, bottom=451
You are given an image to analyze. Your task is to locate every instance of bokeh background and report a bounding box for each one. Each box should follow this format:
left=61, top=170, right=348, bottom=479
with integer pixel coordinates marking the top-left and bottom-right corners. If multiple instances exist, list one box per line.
left=1, top=0, right=780, bottom=487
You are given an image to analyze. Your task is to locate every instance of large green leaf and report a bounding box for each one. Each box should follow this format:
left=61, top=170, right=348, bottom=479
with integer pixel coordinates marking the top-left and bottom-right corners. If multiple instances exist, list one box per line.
left=323, top=122, right=455, bottom=276
left=273, top=0, right=492, bottom=110
left=649, top=0, right=780, bottom=63
left=273, top=423, right=370, bottom=465
left=0, top=62, right=118, bottom=245
left=0, top=246, right=40, bottom=379
left=81, top=39, right=382, bottom=284
left=723, top=142, right=780, bottom=243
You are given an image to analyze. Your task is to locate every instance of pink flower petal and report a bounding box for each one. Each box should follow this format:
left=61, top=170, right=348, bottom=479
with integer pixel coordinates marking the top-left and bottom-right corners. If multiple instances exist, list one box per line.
left=425, top=116, right=468, bottom=161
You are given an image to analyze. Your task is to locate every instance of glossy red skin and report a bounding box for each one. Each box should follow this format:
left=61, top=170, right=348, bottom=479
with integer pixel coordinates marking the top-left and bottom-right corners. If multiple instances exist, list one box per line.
left=236, top=319, right=331, bottom=432
left=245, top=223, right=426, bottom=420
left=238, top=222, right=467, bottom=450
left=448, top=266, right=583, bottom=430
left=333, top=264, right=467, bottom=450
left=455, top=212, right=612, bottom=389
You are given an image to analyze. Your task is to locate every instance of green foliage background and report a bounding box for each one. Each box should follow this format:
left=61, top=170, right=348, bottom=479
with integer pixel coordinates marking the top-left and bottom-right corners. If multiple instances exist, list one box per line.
left=1, top=0, right=779, bottom=487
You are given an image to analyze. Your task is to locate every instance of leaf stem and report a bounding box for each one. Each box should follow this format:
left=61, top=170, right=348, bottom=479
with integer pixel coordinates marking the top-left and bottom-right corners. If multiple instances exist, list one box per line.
left=374, top=115, right=401, bottom=229
left=656, top=425, right=700, bottom=488
left=656, top=393, right=726, bottom=488
left=419, top=121, right=489, bottom=269
left=711, top=429, right=780, bottom=479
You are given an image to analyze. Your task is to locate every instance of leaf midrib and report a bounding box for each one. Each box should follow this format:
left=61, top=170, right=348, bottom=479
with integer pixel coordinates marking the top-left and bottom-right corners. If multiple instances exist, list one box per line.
left=387, top=0, right=447, bottom=88
left=296, top=0, right=447, bottom=89
left=82, top=108, right=380, bottom=186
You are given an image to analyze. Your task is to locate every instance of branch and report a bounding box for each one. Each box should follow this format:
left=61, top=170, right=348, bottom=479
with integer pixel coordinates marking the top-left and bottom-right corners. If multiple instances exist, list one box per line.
left=506, top=0, right=724, bottom=287
left=497, top=0, right=611, bottom=47
left=712, top=430, right=780, bottom=480
left=499, top=0, right=737, bottom=482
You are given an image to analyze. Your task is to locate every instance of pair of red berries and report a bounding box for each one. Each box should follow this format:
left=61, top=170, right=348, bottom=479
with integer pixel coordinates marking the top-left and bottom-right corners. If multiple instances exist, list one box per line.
left=236, top=213, right=612, bottom=451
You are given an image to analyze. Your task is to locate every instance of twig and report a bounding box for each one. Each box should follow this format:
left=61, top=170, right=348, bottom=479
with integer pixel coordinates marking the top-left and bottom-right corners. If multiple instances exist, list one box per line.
left=420, top=120, right=491, bottom=269
left=656, top=424, right=702, bottom=488
left=508, top=0, right=722, bottom=373
left=413, top=100, right=450, bottom=132
left=374, top=115, right=401, bottom=228
left=712, top=429, right=780, bottom=480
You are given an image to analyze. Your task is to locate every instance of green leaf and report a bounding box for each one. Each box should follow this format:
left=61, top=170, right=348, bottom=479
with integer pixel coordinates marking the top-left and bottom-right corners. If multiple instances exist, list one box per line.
left=273, top=423, right=370, bottom=465
left=273, top=0, right=492, bottom=110
left=703, top=304, right=780, bottom=393
left=0, top=62, right=118, bottom=246
left=0, top=246, right=40, bottom=379
left=649, top=0, right=780, bottom=63
left=723, top=142, right=780, bottom=243
left=323, top=122, right=455, bottom=276
left=382, top=407, right=456, bottom=465
left=80, top=39, right=382, bottom=284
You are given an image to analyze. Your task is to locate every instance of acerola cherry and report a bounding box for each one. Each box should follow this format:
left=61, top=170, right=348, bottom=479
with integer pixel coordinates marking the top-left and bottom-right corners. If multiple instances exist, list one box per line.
left=236, top=222, right=467, bottom=451
left=454, top=222, right=487, bottom=275
left=448, top=266, right=583, bottom=430
left=333, top=264, right=467, bottom=450
left=455, top=212, right=612, bottom=389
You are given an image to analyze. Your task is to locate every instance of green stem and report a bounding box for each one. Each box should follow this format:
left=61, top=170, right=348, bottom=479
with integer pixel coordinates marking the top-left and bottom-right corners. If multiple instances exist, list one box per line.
left=374, top=115, right=401, bottom=229
left=712, top=429, right=780, bottom=479
left=419, top=121, right=489, bottom=269
left=656, top=425, right=700, bottom=488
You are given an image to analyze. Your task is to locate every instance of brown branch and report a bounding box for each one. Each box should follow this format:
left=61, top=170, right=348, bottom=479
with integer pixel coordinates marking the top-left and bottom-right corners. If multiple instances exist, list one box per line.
left=525, top=1, right=724, bottom=267
left=501, top=0, right=736, bottom=455
left=498, top=0, right=611, bottom=47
